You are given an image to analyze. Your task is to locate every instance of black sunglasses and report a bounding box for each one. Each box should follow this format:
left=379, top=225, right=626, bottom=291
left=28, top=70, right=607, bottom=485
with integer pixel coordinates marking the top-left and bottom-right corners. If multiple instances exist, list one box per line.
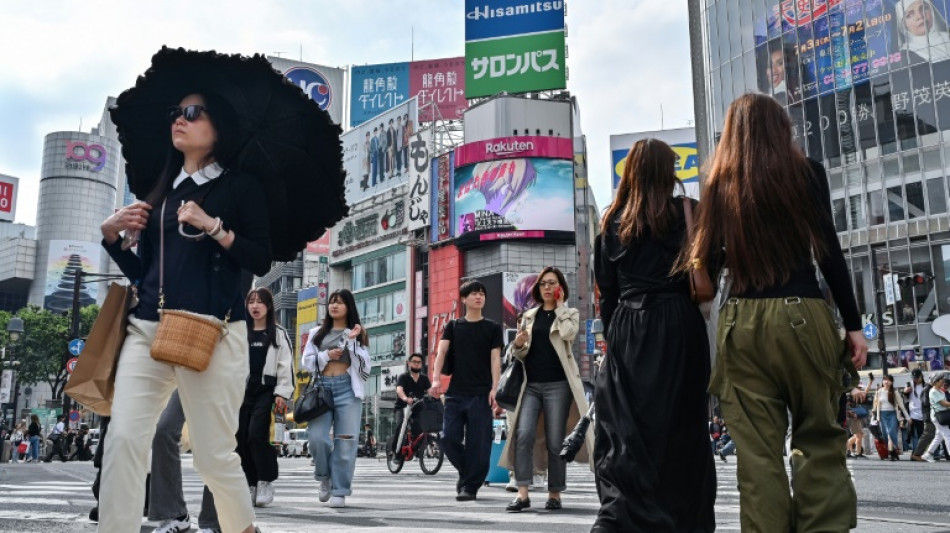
left=168, top=104, right=207, bottom=123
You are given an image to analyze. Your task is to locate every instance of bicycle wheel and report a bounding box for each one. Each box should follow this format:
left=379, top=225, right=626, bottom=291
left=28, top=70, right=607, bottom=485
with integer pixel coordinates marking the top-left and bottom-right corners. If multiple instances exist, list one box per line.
left=386, top=436, right=404, bottom=474
left=419, top=433, right=445, bottom=475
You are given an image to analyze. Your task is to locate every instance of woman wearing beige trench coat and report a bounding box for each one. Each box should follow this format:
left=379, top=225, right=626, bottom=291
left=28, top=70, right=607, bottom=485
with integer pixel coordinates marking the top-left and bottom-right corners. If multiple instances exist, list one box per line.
left=499, top=267, right=593, bottom=512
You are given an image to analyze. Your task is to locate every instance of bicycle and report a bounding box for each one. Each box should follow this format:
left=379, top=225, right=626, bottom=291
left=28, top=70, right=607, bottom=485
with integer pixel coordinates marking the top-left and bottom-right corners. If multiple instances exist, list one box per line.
left=386, top=396, right=445, bottom=475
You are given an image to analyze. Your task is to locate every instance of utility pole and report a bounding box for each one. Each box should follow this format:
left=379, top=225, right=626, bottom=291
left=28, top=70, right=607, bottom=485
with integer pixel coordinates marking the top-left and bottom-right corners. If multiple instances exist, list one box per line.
left=62, top=268, right=82, bottom=420
left=870, top=251, right=888, bottom=377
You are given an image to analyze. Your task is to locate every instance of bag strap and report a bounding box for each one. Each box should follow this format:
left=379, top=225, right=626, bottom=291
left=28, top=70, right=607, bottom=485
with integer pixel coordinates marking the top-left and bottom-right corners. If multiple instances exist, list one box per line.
left=681, top=196, right=695, bottom=244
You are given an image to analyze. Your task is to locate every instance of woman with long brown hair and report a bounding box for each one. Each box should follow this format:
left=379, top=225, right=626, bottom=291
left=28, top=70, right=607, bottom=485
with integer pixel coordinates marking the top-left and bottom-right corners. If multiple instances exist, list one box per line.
left=685, top=93, right=867, bottom=532
left=592, top=139, right=716, bottom=532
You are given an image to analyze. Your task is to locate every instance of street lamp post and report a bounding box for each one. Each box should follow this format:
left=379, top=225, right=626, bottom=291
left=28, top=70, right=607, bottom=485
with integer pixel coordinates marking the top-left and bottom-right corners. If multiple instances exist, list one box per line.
left=4, top=317, right=23, bottom=426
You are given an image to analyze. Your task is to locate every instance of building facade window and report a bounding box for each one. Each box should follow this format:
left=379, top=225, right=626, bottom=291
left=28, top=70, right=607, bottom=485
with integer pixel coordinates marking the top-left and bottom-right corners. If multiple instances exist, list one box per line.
left=352, top=249, right=407, bottom=291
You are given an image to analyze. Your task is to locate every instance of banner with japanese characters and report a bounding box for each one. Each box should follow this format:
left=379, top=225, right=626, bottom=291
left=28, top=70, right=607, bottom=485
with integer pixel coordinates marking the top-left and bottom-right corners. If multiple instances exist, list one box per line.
left=465, top=31, right=566, bottom=98
left=406, top=128, right=432, bottom=232
left=410, top=57, right=468, bottom=121
left=431, top=151, right=455, bottom=242
left=350, top=62, right=411, bottom=128
left=340, top=98, right=418, bottom=206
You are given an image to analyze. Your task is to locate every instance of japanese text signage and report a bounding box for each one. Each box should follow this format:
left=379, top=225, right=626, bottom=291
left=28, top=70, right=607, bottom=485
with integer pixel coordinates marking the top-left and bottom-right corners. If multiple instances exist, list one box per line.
left=351, top=62, right=411, bottom=128
left=455, top=135, right=573, bottom=167
left=410, top=57, right=469, bottom=122
left=340, top=99, right=418, bottom=206
left=330, top=200, right=407, bottom=261
left=431, top=152, right=455, bottom=242
left=464, top=0, right=566, bottom=99
left=466, top=31, right=566, bottom=98
left=465, top=0, right=566, bottom=40
left=406, top=129, right=431, bottom=232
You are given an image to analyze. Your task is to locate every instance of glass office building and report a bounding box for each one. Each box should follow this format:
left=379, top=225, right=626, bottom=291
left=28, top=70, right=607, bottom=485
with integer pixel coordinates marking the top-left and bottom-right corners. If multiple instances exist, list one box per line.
left=695, top=0, right=950, bottom=369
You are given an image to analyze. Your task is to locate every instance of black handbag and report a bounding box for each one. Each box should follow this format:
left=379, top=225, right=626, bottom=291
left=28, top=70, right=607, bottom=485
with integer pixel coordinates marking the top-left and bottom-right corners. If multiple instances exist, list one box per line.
left=936, top=410, right=950, bottom=426
left=495, top=358, right=525, bottom=411
left=293, top=373, right=334, bottom=423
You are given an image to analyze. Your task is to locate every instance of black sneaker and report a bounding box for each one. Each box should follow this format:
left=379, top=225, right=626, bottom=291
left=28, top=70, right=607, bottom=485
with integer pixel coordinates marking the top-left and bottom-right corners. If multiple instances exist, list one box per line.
left=506, top=497, right=531, bottom=512
left=544, top=498, right=562, bottom=510
left=456, top=490, right=477, bottom=502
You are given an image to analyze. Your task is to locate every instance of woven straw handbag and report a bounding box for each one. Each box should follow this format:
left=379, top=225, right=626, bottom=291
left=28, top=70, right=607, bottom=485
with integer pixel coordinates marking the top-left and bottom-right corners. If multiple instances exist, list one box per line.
left=149, top=199, right=228, bottom=372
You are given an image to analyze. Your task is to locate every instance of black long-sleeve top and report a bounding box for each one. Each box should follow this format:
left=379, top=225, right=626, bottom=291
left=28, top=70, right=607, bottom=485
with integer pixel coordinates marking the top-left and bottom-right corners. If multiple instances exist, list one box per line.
left=735, top=160, right=861, bottom=331
left=594, top=198, right=695, bottom=334
left=103, top=170, right=271, bottom=322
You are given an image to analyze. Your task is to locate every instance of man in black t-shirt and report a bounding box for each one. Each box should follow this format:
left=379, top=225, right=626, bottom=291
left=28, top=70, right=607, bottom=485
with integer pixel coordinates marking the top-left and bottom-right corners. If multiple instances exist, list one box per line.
left=393, top=353, right=432, bottom=451
left=430, top=281, right=503, bottom=501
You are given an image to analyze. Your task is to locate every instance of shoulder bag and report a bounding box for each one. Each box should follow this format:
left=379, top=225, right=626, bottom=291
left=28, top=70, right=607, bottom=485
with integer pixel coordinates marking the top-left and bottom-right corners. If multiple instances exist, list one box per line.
left=936, top=409, right=950, bottom=426
left=150, top=198, right=230, bottom=372
left=293, top=372, right=334, bottom=423
left=495, top=357, right=524, bottom=411
left=682, top=197, right=715, bottom=304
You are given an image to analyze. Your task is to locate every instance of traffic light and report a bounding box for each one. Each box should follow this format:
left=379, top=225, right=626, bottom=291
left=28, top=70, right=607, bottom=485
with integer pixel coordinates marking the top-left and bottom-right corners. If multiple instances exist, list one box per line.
left=898, top=272, right=933, bottom=287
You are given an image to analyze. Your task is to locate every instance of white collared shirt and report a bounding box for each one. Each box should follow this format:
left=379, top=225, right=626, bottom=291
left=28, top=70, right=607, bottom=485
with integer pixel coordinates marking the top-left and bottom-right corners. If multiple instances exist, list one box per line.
left=172, top=162, right=224, bottom=189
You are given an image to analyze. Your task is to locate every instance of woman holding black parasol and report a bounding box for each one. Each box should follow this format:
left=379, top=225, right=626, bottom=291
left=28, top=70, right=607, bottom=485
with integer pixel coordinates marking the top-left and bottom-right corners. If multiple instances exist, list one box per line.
left=98, top=47, right=346, bottom=533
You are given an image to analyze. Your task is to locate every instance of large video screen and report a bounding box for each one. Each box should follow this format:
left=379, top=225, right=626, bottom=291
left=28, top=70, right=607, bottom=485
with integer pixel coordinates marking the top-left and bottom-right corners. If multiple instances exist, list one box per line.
left=753, top=0, right=950, bottom=159
left=453, top=157, right=574, bottom=241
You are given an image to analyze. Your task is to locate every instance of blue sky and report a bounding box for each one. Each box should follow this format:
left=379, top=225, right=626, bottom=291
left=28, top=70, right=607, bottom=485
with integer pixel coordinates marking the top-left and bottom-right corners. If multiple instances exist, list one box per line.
left=0, top=0, right=694, bottom=225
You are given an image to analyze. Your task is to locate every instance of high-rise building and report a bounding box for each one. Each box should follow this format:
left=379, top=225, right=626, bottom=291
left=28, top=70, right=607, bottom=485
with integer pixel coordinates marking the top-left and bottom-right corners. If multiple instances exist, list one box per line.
left=690, top=0, right=950, bottom=370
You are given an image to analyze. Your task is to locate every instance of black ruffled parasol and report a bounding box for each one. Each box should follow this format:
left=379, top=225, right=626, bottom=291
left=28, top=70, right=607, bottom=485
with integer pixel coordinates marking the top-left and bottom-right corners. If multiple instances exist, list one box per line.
left=110, top=46, right=348, bottom=261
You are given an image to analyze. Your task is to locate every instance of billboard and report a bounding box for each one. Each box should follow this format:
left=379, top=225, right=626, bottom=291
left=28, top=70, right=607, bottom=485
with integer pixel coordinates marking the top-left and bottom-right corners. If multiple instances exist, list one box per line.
left=305, top=232, right=331, bottom=255
left=296, top=286, right=319, bottom=359
left=351, top=58, right=469, bottom=127
left=610, top=128, right=699, bottom=198
left=455, top=135, right=573, bottom=167
left=466, top=31, right=566, bottom=98
left=330, top=199, right=408, bottom=262
left=751, top=0, right=950, bottom=159
left=453, top=157, right=574, bottom=239
left=406, top=128, right=431, bottom=232
left=268, top=57, right=345, bottom=125
left=410, top=57, right=469, bottom=122
left=350, top=62, right=411, bottom=128
left=44, top=240, right=100, bottom=313
left=431, top=151, right=455, bottom=242
left=0, top=174, right=19, bottom=222
left=502, top=271, right=538, bottom=328
left=465, top=0, right=566, bottom=41
left=340, top=99, right=418, bottom=206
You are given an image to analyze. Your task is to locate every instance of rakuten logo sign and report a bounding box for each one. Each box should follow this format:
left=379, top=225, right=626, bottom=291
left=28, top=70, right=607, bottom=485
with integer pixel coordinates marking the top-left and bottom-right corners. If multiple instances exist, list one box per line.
left=485, top=140, right=534, bottom=156
left=455, top=135, right=572, bottom=167
left=65, top=141, right=107, bottom=172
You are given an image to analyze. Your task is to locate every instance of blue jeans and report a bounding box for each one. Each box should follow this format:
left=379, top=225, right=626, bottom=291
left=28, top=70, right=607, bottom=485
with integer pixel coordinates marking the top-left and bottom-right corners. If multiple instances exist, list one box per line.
left=29, top=436, right=40, bottom=461
left=307, top=374, right=362, bottom=497
left=880, top=410, right=900, bottom=449
left=442, top=392, right=493, bottom=494
left=720, top=439, right=736, bottom=457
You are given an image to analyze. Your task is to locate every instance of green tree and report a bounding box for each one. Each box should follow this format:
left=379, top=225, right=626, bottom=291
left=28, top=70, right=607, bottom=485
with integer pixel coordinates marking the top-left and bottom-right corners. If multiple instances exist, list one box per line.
left=11, top=304, right=99, bottom=400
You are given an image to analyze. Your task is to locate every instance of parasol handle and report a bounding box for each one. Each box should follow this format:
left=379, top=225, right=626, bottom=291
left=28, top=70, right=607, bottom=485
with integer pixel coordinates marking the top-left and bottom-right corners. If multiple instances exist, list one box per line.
left=178, top=223, right=207, bottom=240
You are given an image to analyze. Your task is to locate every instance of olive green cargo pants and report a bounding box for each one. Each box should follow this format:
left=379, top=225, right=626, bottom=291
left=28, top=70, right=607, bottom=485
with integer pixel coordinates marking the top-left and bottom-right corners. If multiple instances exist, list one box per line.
left=710, top=297, right=858, bottom=533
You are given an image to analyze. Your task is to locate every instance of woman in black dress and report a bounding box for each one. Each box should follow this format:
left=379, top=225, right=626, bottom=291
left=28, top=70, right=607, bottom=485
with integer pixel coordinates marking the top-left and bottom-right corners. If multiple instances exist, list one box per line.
left=592, top=139, right=716, bottom=533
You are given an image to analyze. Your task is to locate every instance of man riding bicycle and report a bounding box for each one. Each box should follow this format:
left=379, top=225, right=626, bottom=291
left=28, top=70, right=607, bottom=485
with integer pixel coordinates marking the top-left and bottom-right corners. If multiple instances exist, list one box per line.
left=393, top=353, right=432, bottom=452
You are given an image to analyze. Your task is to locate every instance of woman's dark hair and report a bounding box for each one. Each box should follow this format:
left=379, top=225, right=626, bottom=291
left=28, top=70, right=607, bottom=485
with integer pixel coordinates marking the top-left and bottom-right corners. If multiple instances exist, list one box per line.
left=144, top=91, right=242, bottom=205
left=312, top=289, right=368, bottom=347
left=681, top=93, right=828, bottom=293
left=883, top=374, right=896, bottom=406
left=246, top=287, right=278, bottom=348
left=600, top=138, right=679, bottom=243
left=531, top=266, right=569, bottom=304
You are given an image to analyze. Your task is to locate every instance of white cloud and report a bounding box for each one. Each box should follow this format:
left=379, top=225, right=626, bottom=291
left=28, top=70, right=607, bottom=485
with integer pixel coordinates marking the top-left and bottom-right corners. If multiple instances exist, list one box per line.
left=0, top=0, right=692, bottom=225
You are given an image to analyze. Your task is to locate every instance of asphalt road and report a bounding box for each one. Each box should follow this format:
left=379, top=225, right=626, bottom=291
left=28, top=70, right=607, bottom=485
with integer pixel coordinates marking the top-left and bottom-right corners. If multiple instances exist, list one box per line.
left=0, top=454, right=947, bottom=532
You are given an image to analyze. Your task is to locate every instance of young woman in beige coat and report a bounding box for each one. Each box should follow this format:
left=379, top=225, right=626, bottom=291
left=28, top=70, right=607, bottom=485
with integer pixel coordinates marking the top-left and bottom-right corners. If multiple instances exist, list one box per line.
left=499, top=267, right=592, bottom=512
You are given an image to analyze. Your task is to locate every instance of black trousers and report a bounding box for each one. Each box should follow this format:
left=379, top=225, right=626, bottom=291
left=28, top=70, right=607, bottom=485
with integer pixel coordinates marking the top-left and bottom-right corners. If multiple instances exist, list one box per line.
left=44, top=436, right=67, bottom=462
left=237, top=385, right=278, bottom=485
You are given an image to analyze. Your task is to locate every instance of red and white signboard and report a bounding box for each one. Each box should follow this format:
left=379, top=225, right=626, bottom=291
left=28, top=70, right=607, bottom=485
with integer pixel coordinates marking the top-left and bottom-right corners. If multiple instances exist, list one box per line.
left=306, top=232, right=331, bottom=255
left=454, top=136, right=573, bottom=168
left=66, top=357, right=79, bottom=374
left=0, top=174, right=19, bottom=222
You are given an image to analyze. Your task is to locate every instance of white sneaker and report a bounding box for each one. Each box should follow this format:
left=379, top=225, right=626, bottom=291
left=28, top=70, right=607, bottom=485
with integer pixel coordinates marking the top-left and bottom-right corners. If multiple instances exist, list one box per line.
left=249, top=485, right=257, bottom=506
left=154, top=516, right=191, bottom=533
left=256, top=481, right=274, bottom=507
left=329, top=495, right=345, bottom=508
left=318, top=479, right=331, bottom=502
left=505, top=476, right=518, bottom=492
left=532, top=474, right=546, bottom=488
left=922, top=452, right=936, bottom=463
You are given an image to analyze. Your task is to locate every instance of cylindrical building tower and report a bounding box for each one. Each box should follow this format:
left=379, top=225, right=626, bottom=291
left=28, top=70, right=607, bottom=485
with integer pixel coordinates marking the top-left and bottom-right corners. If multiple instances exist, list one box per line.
left=29, top=131, right=120, bottom=310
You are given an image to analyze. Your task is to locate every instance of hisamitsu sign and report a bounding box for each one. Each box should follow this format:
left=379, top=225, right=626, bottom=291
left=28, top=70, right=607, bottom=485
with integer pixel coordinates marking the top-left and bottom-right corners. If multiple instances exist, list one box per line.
left=465, top=0, right=565, bottom=41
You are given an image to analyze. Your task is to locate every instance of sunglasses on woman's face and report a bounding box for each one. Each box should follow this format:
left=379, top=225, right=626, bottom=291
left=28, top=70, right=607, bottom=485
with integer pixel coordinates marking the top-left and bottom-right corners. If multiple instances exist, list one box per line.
left=168, top=104, right=207, bottom=123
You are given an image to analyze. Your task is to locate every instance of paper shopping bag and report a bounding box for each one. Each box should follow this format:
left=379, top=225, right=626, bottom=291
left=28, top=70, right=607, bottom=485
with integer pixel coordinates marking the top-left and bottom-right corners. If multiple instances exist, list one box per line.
left=64, top=283, right=132, bottom=416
